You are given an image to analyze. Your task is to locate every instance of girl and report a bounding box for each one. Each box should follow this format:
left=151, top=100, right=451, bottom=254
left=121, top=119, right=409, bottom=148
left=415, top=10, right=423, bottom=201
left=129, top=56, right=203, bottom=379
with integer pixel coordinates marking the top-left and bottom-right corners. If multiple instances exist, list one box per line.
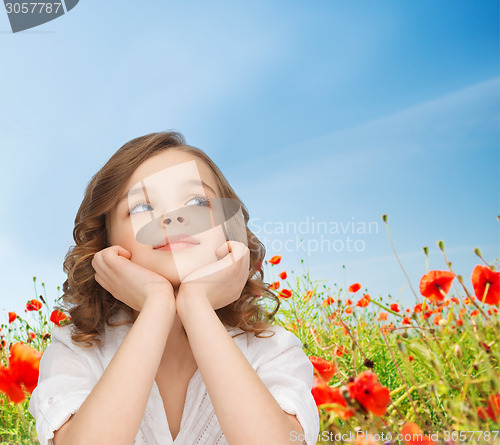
left=28, top=132, right=320, bottom=445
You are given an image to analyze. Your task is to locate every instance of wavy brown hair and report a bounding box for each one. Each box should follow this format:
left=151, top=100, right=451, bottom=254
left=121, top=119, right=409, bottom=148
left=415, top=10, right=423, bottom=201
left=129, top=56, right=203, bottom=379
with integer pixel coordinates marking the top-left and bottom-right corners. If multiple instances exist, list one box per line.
left=60, top=131, right=280, bottom=348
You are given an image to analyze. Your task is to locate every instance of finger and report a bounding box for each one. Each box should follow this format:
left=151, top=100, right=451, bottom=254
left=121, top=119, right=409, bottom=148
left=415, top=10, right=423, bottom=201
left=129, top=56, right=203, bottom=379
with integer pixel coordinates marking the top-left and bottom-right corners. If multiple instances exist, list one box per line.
left=101, top=245, right=131, bottom=269
left=91, top=252, right=107, bottom=273
left=215, top=240, right=231, bottom=259
left=215, top=240, right=246, bottom=261
left=115, top=245, right=132, bottom=259
left=92, top=253, right=113, bottom=286
left=214, top=243, right=249, bottom=271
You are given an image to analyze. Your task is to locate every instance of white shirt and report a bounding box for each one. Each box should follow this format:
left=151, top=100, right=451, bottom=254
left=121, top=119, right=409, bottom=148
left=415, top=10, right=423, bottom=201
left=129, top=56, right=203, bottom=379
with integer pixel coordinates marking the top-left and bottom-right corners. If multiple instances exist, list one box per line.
left=29, top=308, right=320, bottom=445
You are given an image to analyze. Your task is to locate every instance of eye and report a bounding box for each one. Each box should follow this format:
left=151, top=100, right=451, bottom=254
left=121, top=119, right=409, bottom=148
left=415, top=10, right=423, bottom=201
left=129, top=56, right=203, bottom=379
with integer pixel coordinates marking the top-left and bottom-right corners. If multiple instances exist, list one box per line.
left=187, top=195, right=211, bottom=207
left=128, top=201, right=154, bottom=215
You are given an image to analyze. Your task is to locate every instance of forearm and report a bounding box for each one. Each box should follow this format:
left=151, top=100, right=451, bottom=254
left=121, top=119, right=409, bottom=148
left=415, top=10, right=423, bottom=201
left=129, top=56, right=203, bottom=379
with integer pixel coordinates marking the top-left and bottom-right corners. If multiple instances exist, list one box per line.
left=57, top=295, right=175, bottom=445
left=177, top=295, right=300, bottom=445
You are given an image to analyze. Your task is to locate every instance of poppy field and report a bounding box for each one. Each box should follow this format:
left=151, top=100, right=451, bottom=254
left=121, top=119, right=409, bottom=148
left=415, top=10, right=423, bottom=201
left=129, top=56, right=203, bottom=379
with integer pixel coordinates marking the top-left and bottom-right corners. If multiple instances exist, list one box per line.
left=1, top=216, right=499, bottom=445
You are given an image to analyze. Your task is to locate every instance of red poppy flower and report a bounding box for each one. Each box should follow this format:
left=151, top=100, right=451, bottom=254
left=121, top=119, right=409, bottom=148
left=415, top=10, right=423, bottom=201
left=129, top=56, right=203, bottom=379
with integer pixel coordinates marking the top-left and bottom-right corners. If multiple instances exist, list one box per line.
left=26, top=299, right=42, bottom=311
left=0, top=343, right=43, bottom=403
left=50, top=310, right=70, bottom=327
left=322, top=296, right=335, bottom=306
left=309, top=356, right=336, bottom=382
left=402, top=317, right=411, bottom=325
left=268, top=255, right=281, bottom=265
left=348, top=283, right=362, bottom=293
left=356, top=294, right=371, bottom=308
left=381, top=324, right=395, bottom=335
left=390, top=303, right=400, bottom=312
left=433, top=314, right=443, bottom=325
left=413, top=303, right=423, bottom=313
left=471, top=265, right=500, bottom=305
left=346, top=299, right=353, bottom=305
left=304, top=290, right=314, bottom=302
left=477, top=393, right=500, bottom=422
left=311, top=377, right=354, bottom=419
left=8, top=312, right=16, bottom=324
left=408, top=355, right=414, bottom=362
left=419, top=270, right=455, bottom=302
left=278, top=289, right=292, bottom=299
left=333, top=346, right=345, bottom=357
left=400, top=422, right=435, bottom=444
left=269, top=281, right=280, bottom=290
left=378, top=312, right=388, bottom=321
left=345, top=306, right=353, bottom=314
left=470, top=310, right=479, bottom=317
left=347, top=370, right=391, bottom=416
left=278, top=271, right=287, bottom=280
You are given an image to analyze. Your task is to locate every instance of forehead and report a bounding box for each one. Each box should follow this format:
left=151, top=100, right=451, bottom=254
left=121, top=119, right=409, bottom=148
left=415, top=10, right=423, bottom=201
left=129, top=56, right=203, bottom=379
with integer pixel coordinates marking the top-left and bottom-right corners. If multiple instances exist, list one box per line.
left=127, top=148, right=219, bottom=192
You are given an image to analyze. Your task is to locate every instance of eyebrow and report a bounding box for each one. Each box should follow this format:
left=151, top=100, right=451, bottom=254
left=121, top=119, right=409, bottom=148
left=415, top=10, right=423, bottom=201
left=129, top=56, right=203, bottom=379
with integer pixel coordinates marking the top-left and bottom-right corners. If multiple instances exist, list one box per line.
left=117, top=179, right=217, bottom=205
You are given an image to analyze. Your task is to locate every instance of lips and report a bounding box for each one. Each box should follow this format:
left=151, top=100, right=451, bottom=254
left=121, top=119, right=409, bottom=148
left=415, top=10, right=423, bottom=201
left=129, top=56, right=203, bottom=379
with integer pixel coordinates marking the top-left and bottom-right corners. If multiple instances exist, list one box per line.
left=153, top=234, right=200, bottom=249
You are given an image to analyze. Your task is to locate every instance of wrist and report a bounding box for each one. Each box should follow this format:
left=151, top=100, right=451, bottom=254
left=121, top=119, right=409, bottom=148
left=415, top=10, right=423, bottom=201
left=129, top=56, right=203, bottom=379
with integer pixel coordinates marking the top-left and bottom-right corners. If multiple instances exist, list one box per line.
left=144, top=291, right=176, bottom=313
left=176, top=289, right=210, bottom=318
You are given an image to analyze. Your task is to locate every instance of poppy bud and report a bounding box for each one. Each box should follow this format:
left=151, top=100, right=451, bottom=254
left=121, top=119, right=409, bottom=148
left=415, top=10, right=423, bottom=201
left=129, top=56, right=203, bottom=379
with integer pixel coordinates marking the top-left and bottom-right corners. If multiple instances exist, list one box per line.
left=363, top=358, right=374, bottom=368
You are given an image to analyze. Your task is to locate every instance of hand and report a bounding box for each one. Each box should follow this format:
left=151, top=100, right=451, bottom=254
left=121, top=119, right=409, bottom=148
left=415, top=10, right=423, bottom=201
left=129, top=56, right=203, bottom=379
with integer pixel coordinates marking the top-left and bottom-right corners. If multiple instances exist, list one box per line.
left=91, top=245, right=175, bottom=312
left=176, top=240, right=250, bottom=311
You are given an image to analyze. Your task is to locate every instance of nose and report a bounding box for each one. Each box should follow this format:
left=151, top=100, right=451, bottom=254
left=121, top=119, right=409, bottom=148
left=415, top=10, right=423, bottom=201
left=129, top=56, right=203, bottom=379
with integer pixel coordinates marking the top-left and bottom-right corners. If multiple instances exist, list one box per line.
left=162, top=214, right=185, bottom=225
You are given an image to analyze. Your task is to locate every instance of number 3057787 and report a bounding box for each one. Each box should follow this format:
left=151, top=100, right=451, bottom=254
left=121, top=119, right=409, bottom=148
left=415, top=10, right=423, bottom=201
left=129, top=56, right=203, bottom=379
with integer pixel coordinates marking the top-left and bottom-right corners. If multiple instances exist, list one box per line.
left=5, top=3, right=62, bottom=14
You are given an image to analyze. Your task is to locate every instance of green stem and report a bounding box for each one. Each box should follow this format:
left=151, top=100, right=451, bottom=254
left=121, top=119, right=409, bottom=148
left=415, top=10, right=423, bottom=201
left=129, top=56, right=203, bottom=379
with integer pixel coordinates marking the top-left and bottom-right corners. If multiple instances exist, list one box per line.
left=370, top=299, right=404, bottom=318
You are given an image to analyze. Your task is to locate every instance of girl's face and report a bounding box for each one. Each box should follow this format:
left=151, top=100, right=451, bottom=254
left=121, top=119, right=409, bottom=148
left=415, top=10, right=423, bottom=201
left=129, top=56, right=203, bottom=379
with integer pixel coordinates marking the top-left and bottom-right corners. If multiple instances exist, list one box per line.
left=107, top=149, right=228, bottom=290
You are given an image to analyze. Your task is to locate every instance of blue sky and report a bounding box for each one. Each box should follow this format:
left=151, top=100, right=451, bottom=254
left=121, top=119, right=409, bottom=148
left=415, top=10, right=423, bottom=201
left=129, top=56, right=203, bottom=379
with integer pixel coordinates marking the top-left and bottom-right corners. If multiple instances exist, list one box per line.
left=0, top=0, right=498, bottom=320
